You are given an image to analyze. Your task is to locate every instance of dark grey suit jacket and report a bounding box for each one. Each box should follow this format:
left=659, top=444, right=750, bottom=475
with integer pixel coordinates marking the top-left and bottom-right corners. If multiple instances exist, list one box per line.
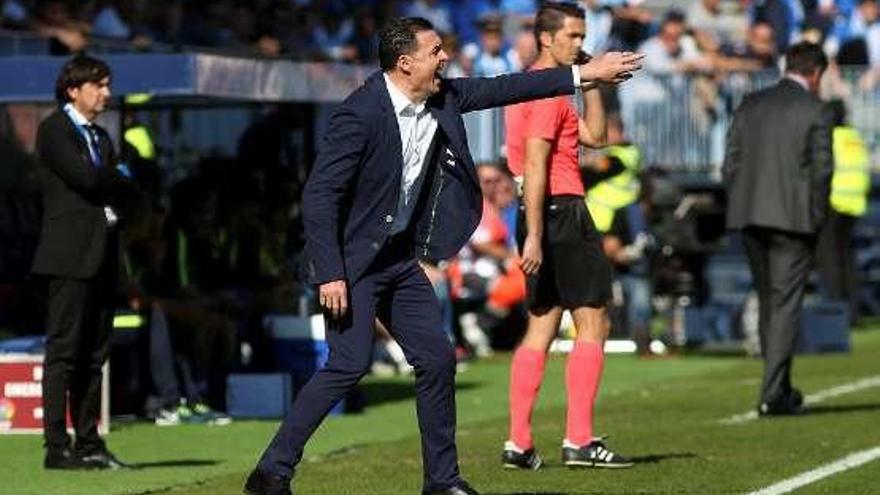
left=723, top=78, right=834, bottom=235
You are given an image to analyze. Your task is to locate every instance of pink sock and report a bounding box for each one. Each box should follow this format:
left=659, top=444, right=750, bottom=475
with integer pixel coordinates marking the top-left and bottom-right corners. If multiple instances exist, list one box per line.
left=508, top=346, right=547, bottom=450
left=565, top=341, right=605, bottom=446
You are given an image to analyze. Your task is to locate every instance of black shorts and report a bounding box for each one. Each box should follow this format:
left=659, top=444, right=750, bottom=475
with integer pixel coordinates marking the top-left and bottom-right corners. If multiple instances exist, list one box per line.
left=517, top=195, right=612, bottom=311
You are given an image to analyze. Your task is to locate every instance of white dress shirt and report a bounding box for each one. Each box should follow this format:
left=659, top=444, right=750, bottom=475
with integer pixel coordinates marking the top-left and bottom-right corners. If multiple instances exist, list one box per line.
left=64, top=103, right=102, bottom=165
left=383, top=74, right=439, bottom=235
left=63, top=103, right=118, bottom=226
left=382, top=68, right=582, bottom=236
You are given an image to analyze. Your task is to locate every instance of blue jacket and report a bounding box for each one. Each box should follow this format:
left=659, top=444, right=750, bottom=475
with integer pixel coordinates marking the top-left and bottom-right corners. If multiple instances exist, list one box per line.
left=303, top=67, right=575, bottom=285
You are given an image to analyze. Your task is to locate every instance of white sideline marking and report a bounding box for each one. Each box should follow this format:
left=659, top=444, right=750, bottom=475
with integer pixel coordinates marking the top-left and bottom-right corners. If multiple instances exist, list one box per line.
left=720, top=375, right=880, bottom=425
left=744, top=446, right=880, bottom=495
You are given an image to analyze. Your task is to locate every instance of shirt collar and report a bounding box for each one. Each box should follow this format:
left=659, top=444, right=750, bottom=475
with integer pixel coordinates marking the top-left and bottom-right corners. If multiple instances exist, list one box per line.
left=383, top=73, right=426, bottom=116
left=784, top=73, right=810, bottom=91
left=63, top=102, right=93, bottom=127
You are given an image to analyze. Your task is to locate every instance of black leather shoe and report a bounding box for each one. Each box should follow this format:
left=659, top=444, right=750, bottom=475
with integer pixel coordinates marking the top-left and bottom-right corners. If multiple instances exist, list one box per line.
left=44, top=448, right=85, bottom=470
left=759, top=388, right=808, bottom=417
left=243, top=469, right=292, bottom=495
left=758, top=400, right=807, bottom=417
left=423, top=480, right=480, bottom=495
left=501, top=444, right=543, bottom=470
left=562, top=439, right=634, bottom=468
left=79, top=449, right=132, bottom=470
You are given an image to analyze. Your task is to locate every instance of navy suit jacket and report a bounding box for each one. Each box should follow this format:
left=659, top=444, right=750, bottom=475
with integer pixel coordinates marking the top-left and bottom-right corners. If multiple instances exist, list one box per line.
left=303, top=67, right=576, bottom=286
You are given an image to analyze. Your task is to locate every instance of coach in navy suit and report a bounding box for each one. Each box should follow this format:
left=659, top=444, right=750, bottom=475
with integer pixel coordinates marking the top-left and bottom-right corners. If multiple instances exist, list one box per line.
left=245, top=17, right=642, bottom=495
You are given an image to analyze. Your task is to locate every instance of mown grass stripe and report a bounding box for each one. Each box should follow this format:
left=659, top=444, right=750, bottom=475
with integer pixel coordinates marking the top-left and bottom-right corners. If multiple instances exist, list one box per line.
left=745, top=445, right=880, bottom=495
left=720, top=374, right=880, bottom=425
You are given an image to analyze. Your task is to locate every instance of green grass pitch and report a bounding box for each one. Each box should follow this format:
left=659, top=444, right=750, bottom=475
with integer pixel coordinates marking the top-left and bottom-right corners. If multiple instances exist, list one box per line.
left=3, top=330, right=879, bottom=494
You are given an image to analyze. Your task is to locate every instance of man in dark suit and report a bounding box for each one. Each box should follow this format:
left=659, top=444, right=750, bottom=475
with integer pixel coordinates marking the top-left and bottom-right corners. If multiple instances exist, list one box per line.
left=245, top=16, right=643, bottom=495
left=33, top=55, right=132, bottom=470
left=723, top=42, right=833, bottom=416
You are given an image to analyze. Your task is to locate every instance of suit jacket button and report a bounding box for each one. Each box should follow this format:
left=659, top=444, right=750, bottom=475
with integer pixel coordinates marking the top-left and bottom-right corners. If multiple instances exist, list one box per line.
left=385, top=214, right=393, bottom=223
left=371, top=241, right=380, bottom=250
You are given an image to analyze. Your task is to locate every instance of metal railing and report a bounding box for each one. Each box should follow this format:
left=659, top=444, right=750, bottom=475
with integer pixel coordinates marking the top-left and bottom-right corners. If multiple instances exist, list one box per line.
left=462, top=67, right=880, bottom=178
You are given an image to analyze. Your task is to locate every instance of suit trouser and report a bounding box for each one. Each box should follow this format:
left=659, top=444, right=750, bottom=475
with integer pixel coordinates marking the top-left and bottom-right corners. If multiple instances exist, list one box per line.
left=147, top=306, right=182, bottom=409
left=742, top=227, right=815, bottom=405
left=258, top=246, right=460, bottom=492
left=816, top=211, right=858, bottom=320
left=42, top=274, right=114, bottom=453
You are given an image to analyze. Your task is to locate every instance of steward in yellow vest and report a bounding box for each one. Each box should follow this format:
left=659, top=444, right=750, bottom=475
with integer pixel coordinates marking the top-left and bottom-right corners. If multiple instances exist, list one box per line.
left=584, top=116, right=642, bottom=232
left=829, top=125, right=870, bottom=217
left=816, top=99, right=873, bottom=323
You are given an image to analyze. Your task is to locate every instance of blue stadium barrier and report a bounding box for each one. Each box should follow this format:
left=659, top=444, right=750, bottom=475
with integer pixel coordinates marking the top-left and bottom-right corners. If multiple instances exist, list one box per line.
left=798, top=301, right=850, bottom=354
left=705, top=255, right=752, bottom=307
left=264, top=314, right=344, bottom=415
left=0, top=54, right=371, bottom=103
left=0, top=35, right=48, bottom=56
left=227, top=373, right=292, bottom=419
left=0, top=335, right=44, bottom=354
left=683, top=303, right=738, bottom=346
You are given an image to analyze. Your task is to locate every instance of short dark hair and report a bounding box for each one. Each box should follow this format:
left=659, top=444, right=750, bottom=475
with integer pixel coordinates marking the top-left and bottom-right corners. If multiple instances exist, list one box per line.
left=533, top=2, right=585, bottom=46
left=784, top=42, right=828, bottom=77
left=55, top=54, right=111, bottom=105
left=378, top=17, right=434, bottom=72
left=661, top=9, right=687, bottom=27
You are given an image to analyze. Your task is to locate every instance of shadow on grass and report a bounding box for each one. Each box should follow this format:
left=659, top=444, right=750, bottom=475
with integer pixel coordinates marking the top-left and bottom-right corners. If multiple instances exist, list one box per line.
left=630, top=452, right=697, bottom=464
left=130, top=459, right=220, bottom=469
left=807, top=403, right=880, bottom=415
left=522, top=452, right=697, bottom=473
left=485, top=493, right=567, bottom=495
left=359, top=381, right=479, bottom=407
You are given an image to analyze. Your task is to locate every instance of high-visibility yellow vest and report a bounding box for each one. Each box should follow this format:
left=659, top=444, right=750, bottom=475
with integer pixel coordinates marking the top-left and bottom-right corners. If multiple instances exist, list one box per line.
left=586, top=144, right=642, bottom=232
left=830, top=126, right=871, bottom=217
left=124, top=125, right=156, bottom=160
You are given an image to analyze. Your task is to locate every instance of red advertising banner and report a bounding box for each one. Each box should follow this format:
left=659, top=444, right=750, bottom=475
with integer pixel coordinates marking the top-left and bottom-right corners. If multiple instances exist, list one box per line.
left=0, top=354, right=108, bottom=435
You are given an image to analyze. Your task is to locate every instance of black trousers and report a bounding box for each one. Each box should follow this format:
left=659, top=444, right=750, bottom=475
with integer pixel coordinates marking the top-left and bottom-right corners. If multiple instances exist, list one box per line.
left=42, top=252, right=116, bottom=453
left=742, top=226, right=815, bottom=406
left=816, top=211, right=859, bottom=321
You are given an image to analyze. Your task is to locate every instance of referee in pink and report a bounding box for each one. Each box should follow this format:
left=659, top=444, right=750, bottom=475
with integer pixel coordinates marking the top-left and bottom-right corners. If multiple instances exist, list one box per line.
left=501, top=2, right=637, bottom=470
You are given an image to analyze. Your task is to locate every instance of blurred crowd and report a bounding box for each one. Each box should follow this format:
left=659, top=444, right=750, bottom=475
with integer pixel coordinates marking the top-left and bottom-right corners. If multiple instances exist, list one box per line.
left=0, top=0, right=878, bottom=71
left=2, top=0, right=879, bottom=420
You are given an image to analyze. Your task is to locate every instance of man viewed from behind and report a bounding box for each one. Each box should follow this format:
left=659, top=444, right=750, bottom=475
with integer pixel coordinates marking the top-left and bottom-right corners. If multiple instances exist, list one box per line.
left=723, top=42, right=833, bottom=416
left=502, top=2, right=634, bottom=471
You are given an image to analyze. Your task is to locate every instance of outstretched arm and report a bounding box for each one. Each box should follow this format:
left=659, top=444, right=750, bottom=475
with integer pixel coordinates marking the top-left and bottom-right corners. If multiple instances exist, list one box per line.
left=447, top=52, right=643, bottom=114
left=446, top=67, right=575, bottom=114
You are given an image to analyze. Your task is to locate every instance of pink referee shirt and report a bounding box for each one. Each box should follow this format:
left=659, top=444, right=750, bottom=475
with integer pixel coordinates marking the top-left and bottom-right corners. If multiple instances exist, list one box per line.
left=505, top=66, right=584, bottom=197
